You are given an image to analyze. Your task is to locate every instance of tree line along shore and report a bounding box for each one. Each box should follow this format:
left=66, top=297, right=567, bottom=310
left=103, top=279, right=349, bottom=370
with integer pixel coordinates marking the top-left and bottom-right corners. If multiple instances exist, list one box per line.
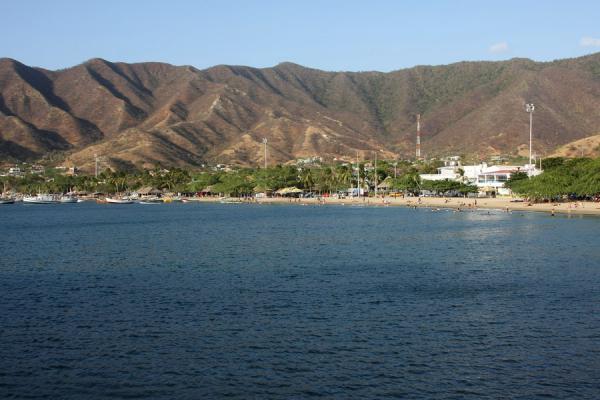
left=2, top=157, right=600, bottom=207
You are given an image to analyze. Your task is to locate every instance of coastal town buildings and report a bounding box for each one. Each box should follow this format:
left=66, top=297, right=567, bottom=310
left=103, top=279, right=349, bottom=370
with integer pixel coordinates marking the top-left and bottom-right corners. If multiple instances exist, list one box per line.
left=419, top=156, right=542, bottom=196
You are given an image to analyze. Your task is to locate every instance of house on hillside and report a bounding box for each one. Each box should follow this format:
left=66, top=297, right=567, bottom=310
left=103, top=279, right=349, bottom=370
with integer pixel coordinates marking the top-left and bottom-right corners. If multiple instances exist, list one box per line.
left=8, top=166, right=24, bottom=177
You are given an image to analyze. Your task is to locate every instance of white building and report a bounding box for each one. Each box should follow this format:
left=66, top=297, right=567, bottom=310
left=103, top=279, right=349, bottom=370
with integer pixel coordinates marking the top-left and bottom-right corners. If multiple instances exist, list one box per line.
left=475, top=164, right=541, bottom=196
left=8, top=167, right=24, bottom=177
left=420, top=166, right=461, bottom=182
left=420, top=162, right=542, bottom=196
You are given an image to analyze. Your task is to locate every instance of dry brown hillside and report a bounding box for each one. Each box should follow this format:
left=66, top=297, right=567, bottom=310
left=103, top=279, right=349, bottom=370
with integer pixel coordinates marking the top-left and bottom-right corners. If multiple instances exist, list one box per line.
left=551, top=133, right=600, bottom=158
left=1, top=53, right=600, bottom=169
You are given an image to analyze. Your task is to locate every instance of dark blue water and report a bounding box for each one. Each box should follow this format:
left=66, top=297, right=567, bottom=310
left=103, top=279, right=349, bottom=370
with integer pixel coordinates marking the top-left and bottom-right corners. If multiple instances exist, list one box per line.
left=1, top=203, right=599, bottom=399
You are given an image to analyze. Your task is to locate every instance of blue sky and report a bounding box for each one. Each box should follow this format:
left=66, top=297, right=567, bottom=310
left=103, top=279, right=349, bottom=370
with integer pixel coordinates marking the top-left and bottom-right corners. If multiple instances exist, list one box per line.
left=2, top=0, right=599, bottom=71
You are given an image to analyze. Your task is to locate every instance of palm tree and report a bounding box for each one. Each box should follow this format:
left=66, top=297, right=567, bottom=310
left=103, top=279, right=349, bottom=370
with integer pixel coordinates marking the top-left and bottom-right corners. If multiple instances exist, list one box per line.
left=457, top=167, right=465, bottom=183
left=300, top=168, right=315, bottom=192
left=336, top=165, right=352, bottom=191
left=313, top=168, right=330, bottom=194
left=325, top=167, right=337, bottom=194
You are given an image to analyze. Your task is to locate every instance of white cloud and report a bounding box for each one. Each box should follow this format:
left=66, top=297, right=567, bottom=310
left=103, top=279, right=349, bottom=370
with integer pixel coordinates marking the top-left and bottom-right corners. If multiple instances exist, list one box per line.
left=489, top=42, right=509, bottom=54
left=580, top=36, right=600, bottom=47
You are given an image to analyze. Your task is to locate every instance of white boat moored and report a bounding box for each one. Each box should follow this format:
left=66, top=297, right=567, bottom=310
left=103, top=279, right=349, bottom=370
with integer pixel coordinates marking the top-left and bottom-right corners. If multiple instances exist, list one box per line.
left=59, top=196, right=78, bottom=203
left=106, top=197, right=134, bottom=204
left=23, top=194, right=59, bottom=204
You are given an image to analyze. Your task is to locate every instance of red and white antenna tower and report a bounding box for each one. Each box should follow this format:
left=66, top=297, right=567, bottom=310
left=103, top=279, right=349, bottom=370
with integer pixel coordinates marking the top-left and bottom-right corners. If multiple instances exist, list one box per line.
left=416, top=114, right=422, bottom=160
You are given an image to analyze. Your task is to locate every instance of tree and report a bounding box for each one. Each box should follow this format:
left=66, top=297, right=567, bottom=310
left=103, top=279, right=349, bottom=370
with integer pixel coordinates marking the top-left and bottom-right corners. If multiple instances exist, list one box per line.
left=457, top=183, right=478, bottom=196
left=299, top=168, right=315, bottom=192
left=335, top=164, right=352, bottom=190
left=314, top=167, right=334, bottom=193
left=187, top=172, right=220, bottom=192
left=393, top=172, right=421, bottom=195
left=212, top=171, right=254, bottom=196
left=506, top=158, right=600, bottom=200
left=505, top=171, right=528, bottom=187
left=253, top=165, right=299, bottom=191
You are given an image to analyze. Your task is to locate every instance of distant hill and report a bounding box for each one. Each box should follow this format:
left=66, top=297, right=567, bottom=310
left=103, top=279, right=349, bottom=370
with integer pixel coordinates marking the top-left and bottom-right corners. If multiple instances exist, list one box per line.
left=1, top=53, right=600, bottom=169
left=551, top=133, right=600, bottom=158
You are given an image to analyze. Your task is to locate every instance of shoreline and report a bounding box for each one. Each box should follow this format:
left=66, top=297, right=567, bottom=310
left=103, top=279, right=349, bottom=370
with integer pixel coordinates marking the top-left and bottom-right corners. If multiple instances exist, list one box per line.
left=190, top=196, right=600, bottom=216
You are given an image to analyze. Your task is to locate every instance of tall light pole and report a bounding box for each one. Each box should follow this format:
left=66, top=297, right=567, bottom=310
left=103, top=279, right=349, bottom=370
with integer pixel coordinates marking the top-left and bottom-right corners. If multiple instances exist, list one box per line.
left=525, top=103, right=534, bottom=173
left=374, top=151, right=378, bottom=196
left=262, top=138, right=268, bottom=169
left=356, top=151, right=360, bottom=197
left=416, top=114, right=421, bottom=160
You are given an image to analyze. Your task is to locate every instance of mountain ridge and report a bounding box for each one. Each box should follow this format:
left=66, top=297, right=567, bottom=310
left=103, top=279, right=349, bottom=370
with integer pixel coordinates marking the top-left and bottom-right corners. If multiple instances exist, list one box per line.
left=1, top=53, right=599, bottom=170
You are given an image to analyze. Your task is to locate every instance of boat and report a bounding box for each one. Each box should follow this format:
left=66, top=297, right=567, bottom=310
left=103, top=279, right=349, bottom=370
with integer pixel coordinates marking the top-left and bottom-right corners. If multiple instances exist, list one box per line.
left=219, top=197, right=243, bottom=204
left=23, top=194, right=59, bottom=204
left=59, top=195, right=78, bottom=203
left=138, top=197, right=163, bottom=205
left=162, top=196, right=183, bottom=203
left=1, top=184, right=14, bottom=204
left=106, top=197, right=134, bottom=204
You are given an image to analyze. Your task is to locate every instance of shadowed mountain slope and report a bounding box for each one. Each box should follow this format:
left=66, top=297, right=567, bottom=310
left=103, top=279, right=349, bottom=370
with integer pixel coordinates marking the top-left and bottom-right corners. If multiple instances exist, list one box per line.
left=1, top=53, right=599, bottom=169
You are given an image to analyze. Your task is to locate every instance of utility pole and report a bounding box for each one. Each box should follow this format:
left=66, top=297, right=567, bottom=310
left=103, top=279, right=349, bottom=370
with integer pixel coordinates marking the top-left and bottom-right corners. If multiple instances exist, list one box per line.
left=525, top=103, right=534, bottom=176
left=416, top=114, right=421, bottom=160
left=262, top=138, right=268, bottom=169
left=356, top=151, right=360, bottom=197
left=374, top=151, right=378, bottom=196
left=94, top=154, right=99, bottom=178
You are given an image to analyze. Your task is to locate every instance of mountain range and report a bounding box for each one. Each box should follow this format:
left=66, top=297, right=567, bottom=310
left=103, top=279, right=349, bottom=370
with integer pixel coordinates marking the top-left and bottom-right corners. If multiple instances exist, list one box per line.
left=1, top=53, right=599, bottom=170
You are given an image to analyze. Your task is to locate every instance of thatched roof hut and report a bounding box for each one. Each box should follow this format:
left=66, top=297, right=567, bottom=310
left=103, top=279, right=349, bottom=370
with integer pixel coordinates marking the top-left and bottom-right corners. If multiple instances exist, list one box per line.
left=275, top=187, right=304, bottom=196
left=253, top=184, right=272, bottom=194
left=378, top=178, right=393, bottom=190
left=200, top=186, right=214, bottom=194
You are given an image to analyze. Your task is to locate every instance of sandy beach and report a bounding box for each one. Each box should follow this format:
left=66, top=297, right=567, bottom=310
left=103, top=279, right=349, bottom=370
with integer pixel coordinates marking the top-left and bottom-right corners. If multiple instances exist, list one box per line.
left=190, top=196, right=600, bottom=216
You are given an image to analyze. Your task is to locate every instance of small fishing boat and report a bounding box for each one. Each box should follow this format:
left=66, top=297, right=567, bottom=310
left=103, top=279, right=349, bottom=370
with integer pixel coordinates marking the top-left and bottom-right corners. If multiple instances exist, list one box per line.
left=138, top=198, right=163, bottom=205
left=105, top=197, right=134, bottom=204
left=162, top=196, right=183, bottom=203
left=0, top=197, right=15, bottom=204
left=219, top=197, right=243, bottom=204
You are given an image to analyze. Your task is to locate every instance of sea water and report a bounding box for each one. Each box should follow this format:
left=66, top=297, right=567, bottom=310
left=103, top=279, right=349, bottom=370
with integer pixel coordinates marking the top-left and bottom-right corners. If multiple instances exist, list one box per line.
left=1, top=203, right=599, bottom=399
